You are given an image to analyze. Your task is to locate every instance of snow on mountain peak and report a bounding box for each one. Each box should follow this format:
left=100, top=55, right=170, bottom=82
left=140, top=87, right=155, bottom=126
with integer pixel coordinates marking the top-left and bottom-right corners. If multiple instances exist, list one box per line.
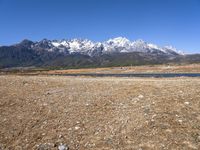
left=107, top=37, right=130, bottom=45
left=163, top=45, right=185, bottom=55
left=103, top=37, right=132, bottom=52
left=147, top=43, right=160, bottom=49
left=164, top=45, right=177, bottom=51
left=17, top=37, right=183, bottom=56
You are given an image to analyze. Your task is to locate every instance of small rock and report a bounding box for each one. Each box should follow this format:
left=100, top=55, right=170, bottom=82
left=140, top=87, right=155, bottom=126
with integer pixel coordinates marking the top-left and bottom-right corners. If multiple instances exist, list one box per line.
left=74, top=126, right=80, bottom=130
left=165, top=129, right=172, bottom=133
left=138, top=95, right=144, bottom=98
left=178, top=119, right=183, bottom=123
left=58, top=144, right=68, bottom=150
left=184, top=101, right=190, bottom=105
left=42, top=133, right=46, bottom=136
left=152, top=114, right=157, bottom=118
left=68, top=128, right=72, bottom=131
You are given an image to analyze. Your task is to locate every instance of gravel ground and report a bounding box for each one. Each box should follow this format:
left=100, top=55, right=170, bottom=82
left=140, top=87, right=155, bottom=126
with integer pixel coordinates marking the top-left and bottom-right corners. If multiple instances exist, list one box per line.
left=0, top=75, right=200, bottom=149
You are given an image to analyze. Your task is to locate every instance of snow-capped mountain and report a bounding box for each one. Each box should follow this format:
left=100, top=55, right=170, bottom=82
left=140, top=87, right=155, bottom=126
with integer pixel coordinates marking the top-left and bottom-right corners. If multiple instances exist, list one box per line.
left=18, top=37, right=183, bottom=56
left=1, top=37, right=192, bottom=69
left=102, top=37, right=182, bottom=55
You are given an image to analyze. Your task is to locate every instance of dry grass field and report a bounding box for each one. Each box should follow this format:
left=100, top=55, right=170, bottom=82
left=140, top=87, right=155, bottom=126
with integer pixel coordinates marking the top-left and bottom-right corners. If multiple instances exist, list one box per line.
left=2, top=64, right=200, bottom=75
left=1, top=75, right=200, bottom=149
left=43, top=64, right=200, bottom=75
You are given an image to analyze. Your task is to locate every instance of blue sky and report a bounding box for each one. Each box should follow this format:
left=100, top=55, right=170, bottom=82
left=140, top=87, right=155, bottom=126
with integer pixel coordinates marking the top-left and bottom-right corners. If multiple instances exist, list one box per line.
left=0, top=0, right=200, bottom=53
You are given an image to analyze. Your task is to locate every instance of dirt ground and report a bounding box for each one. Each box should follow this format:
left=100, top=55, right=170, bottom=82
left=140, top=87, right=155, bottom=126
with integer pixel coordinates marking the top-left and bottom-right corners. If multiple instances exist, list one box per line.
left=1, top=75, right=200, bottom=149
left=2, top=64, right=200, bottom=75
left=42, top=64, right=200, bottom=75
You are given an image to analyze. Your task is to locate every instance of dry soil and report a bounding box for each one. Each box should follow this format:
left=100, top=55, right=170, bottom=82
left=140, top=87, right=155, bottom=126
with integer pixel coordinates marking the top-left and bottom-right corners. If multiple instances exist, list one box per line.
left=0, top=75, right=200, bottom=150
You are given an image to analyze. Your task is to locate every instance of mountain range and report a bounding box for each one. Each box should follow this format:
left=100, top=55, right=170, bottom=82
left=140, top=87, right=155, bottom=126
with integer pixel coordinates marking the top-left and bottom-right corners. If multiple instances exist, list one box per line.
left=0, top=37, right=199, bottom=69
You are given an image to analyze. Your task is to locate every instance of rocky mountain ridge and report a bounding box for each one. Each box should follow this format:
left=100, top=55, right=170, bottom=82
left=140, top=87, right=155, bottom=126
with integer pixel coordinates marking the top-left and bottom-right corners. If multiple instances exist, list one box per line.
left=1, top=37, right=199, bottom=69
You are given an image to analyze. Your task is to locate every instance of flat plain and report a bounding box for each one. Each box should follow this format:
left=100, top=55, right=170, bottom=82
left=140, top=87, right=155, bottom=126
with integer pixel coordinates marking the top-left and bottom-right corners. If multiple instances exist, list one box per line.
left=2, top=64, right=200, bottom=75
left=1, top=75, right=200, bottom=149
left=40, top=64, right=200, bottom=75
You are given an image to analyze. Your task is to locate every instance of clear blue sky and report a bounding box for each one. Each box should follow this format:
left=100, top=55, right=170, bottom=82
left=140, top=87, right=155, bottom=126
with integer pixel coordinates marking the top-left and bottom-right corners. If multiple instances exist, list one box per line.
left=0, top=0, right=200, bottom=53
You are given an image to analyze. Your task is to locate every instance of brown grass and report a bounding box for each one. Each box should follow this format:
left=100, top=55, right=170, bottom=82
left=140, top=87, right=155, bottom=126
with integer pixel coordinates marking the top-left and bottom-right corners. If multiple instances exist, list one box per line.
left=41, top=64, right=200, bottom=75
left=0, top=75, right=200, bottom=149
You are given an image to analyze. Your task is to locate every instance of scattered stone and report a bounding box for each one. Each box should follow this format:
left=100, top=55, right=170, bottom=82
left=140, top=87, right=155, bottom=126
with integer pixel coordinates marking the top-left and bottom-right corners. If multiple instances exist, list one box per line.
left=152, top=114, right=157, bottom=118
left=68, top=128, right=72, bottom=131
left=184, top=101, right=190, bottom=105
left=178, top=119, right=183, bottom=123
left=58, top=143, right=68, bottom=150
left=138, top=95, right=144, bottom=98
left=165, top=129, right=172, bottom=133
left=42, top=133, right=46, bottom=136
left=74, top=126, right=80, bottom=130
left=2, top=75, right=200, bottom=149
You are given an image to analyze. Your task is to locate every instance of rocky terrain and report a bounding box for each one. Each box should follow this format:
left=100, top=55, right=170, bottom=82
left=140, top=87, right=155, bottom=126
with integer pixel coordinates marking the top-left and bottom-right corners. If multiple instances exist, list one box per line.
left=1, top=75, right=200, bottom=149
left=2, top=37, right=199, bottom=69
left=1, top=37, right=200, bottom=69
